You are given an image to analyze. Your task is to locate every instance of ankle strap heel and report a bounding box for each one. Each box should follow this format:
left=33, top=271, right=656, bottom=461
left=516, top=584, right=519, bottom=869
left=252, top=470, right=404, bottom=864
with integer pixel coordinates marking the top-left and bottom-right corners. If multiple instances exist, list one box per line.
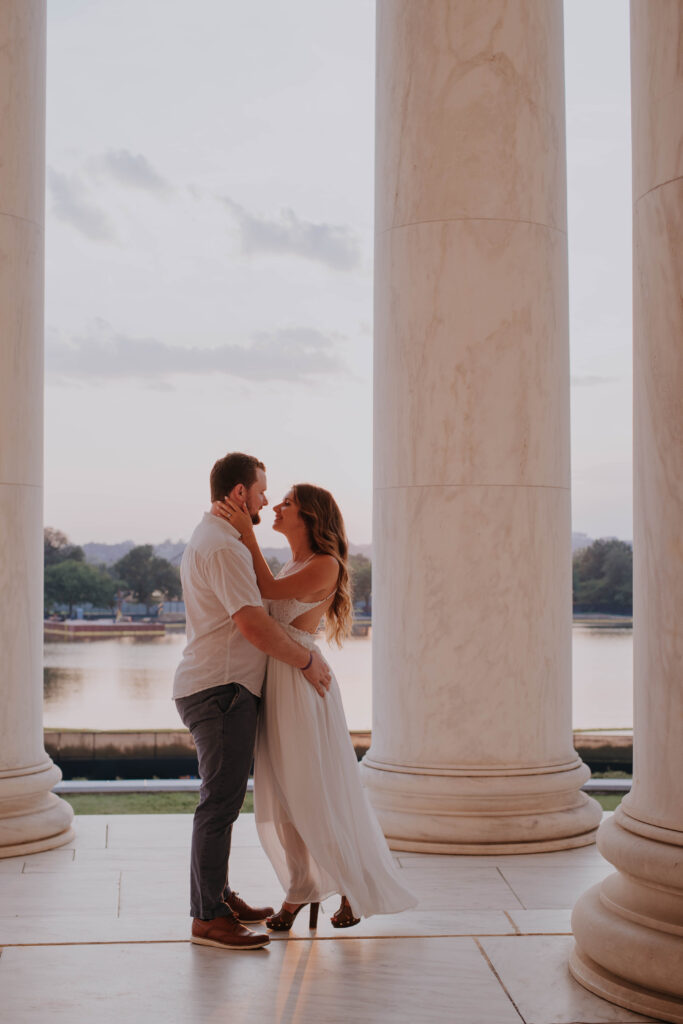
left=266, top=901, right=321, bottom=932
left=331, top=895, right=360, bottom=929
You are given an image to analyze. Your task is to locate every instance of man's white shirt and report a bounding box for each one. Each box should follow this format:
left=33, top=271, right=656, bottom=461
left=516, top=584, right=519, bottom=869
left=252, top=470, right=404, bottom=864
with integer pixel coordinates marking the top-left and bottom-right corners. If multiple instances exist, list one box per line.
left=173, top=513, right=267, bottom=700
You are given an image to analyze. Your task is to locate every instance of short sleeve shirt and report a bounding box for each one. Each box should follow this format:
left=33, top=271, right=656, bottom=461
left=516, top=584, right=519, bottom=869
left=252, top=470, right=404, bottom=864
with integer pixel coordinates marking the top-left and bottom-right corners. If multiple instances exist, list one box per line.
left=173, top=513, right=267, bottom=699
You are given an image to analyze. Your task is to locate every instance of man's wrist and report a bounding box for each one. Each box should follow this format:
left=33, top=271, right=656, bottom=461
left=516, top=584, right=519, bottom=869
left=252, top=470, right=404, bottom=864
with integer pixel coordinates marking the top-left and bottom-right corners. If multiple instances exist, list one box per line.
left=300, top=650, right=314, bottom=672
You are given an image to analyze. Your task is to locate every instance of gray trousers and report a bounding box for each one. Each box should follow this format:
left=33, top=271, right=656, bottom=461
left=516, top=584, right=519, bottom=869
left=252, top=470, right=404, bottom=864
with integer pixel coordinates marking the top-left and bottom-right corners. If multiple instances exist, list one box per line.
left=175, top=682, right=259, bottom=920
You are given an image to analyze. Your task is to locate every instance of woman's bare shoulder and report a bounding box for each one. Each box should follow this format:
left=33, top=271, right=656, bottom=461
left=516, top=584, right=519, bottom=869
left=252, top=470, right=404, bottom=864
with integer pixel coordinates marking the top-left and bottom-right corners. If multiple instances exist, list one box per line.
left=311, top=553, right=341, bottom=581
left=312, top=552, right=339, bottom=567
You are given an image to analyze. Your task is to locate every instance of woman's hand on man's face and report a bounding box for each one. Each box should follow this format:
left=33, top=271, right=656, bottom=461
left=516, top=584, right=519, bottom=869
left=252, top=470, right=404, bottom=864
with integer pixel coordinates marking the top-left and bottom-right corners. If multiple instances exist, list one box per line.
left=211, top=497, right=255, bottom=539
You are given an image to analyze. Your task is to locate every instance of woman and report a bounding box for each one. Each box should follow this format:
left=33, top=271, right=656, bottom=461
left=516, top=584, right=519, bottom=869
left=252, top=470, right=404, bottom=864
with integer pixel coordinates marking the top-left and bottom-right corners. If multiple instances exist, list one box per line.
left=213, top=483, right=416, bottom=930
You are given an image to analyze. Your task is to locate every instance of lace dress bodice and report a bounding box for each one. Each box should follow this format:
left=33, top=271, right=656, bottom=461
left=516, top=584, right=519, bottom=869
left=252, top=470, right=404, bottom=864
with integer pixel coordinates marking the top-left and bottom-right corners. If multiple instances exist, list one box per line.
left=269, top=594, right=332, bottom=627
left=268, top=560, right=334, bottom=649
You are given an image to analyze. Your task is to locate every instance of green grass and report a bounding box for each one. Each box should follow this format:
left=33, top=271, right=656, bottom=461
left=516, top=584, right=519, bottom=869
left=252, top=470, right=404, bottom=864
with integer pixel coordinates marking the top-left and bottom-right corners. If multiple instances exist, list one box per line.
left=589, top=771, right=631, bottom=812
left=62, top=791, right=254, bottom=815
left=594, top=794, right=623, bottom=811
left=590, top=770, right=631, bottom=779
left=63, top=789, right=623, bottom=816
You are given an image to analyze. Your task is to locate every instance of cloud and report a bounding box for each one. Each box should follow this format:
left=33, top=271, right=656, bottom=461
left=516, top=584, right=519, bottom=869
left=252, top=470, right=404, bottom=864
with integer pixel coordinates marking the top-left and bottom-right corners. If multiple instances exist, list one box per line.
left=46, top=323, right=347, bottom=385
left=571, top=374, right=618, bottom=388
left=48, top=169, right=114, bottom=241
left=95, top=149, right=171, bottom=194
left=222, top=199, right=361, bottom=271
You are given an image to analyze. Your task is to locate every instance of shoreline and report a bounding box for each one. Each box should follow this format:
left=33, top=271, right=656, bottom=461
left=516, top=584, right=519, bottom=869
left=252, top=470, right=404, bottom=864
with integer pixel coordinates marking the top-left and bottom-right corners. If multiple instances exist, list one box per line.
left=45, top=727, right=633, bottom=777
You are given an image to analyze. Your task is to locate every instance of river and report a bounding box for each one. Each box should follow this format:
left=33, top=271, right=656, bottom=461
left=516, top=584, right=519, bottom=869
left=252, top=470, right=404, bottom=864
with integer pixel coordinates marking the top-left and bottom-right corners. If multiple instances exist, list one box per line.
left=43, top=624, right=634, bottom=733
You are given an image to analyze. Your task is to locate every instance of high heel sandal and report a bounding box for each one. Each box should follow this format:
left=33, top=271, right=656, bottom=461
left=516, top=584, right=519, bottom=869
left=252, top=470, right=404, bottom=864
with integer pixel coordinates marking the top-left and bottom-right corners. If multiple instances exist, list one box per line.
left=265, top=901, right=320, bottom=932
left=330, top=895, right=360, bottom=929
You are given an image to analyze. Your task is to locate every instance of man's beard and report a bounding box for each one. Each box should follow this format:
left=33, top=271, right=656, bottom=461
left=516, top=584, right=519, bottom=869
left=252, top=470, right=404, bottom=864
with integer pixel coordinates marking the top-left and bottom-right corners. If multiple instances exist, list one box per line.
left=251, top=512, right=261, bottom=525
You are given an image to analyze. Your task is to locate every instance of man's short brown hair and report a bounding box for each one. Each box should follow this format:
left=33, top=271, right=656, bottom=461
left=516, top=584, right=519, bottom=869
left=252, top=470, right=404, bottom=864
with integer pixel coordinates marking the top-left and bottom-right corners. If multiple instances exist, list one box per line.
left=210, top=453, right=265, bottom=502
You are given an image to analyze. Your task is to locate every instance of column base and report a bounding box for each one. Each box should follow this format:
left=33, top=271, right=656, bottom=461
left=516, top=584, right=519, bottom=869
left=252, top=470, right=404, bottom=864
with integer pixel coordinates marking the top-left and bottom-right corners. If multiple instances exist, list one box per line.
left=360, top=755, right=601, bottom=853
left=570, top=940, right=683, bottom=1024
left=570, top=809, right=683, bottom=1023
left=0, top=758, right=75, bottom=858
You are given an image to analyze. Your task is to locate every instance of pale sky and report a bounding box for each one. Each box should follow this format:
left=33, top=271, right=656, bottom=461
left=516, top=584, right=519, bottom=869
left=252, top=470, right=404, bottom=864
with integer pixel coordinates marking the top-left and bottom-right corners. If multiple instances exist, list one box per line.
left=44, top=0, right=633, bottom=547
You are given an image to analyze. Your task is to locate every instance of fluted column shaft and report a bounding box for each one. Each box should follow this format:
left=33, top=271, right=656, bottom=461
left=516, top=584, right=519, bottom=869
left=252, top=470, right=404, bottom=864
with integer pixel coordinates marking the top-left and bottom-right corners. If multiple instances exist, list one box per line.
left=570, top=3, right=683, bottom=1019
left=0, top=0, right=74, bottom=856
left=361, top=0, right=600, bottom=852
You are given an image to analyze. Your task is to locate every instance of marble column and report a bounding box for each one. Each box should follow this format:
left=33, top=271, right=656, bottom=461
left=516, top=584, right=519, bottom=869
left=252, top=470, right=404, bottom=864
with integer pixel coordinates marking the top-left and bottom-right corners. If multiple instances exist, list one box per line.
left=361, top=0, right=601, bottom=853
left=0, top=0, right=74, bottom=857
left=570, top=3, right=683, bottom=1019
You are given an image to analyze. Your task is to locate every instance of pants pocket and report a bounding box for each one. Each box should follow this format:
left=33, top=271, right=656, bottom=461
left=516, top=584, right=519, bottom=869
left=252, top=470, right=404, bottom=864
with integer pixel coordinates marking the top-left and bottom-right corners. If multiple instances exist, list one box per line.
left=176, top=684, right=239, bottom=731
left=215, top=684, right=241, bottom=715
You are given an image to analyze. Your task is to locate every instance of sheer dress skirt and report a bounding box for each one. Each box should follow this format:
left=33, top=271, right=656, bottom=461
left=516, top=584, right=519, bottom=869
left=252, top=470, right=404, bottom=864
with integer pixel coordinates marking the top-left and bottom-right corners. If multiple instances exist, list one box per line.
left=253, top=625, right=416, bottom=918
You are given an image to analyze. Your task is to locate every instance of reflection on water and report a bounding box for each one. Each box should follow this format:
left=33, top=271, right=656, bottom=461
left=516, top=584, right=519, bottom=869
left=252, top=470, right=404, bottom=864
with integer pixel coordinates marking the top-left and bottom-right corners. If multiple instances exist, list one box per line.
left=572, top=626, right=633, bottom=730
left=44, top=626, right=634, bottom=732
left=44, top=635, right=184, bottom=731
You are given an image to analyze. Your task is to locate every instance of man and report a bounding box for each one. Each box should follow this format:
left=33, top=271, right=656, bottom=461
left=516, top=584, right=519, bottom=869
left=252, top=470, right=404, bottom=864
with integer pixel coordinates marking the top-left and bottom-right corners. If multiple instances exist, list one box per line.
left=174, top=452, right=331, bottom=951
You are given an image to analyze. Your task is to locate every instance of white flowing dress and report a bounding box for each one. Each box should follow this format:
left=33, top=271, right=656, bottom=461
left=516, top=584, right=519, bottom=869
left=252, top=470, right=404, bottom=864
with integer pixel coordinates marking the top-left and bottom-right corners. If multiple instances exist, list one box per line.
left=254, top=590, right=417, bottom=918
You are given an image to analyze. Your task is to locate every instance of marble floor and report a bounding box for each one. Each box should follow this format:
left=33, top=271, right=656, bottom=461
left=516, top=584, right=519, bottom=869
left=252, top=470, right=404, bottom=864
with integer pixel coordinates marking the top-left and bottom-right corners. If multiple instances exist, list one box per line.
left=0, top=813, right=655, bottom=1024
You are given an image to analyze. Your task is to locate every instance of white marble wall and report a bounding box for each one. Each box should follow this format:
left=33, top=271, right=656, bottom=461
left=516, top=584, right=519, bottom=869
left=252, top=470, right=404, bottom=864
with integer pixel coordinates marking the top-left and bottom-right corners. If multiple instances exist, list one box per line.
left=362, top=0, right=600, bottom=851
left=0, top=0, right=73, bottom=856
left=570, top=2, right=683, bottom=1018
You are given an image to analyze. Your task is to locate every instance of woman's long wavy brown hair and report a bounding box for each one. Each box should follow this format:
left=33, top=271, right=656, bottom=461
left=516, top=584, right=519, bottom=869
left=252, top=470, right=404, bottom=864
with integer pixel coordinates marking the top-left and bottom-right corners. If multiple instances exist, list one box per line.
left=291, top=483, right=353, bottom=646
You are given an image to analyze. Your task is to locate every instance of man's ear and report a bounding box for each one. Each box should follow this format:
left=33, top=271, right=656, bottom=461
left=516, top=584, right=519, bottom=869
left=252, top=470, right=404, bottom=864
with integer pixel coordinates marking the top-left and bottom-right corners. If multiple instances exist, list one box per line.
left=231, top=483, right=247, bottom=504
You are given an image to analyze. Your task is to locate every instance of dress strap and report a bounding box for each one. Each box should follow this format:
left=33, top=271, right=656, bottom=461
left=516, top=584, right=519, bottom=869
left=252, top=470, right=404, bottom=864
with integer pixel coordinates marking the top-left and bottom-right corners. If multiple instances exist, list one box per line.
left=279, top=553, right=316, bottom=578
left=305, top=589, right=336, bottom=613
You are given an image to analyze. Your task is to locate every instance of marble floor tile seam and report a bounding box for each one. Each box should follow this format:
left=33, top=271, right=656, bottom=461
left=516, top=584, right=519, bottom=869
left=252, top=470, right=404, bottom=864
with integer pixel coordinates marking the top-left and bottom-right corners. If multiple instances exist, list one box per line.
left=0, top=932, right=568, bottom=947
left=0, top=927, right=577, bottom=948
left=21, top=850, right=76, bottom=870
left=504, top=911, right=521, bottom=934
left=396, top=853, right=610, bottom=868
left=479, top=935, right=657, bottom=1023
left=402, top=862, right=614, bottom=878
left=0, top=934, right=521, bottom=952
left=513, top=930, right=573, bottom=936
left=0, top=939, right=191, bottom=947
left=0, top=870, right=123, bottom=892
left=496, top=866, right=528, bottom=910
left=496, top=864, right=614, bottom=877
left=473, top=937, right=527, bottom=1024
left=0, top=935, right=463, bottom=949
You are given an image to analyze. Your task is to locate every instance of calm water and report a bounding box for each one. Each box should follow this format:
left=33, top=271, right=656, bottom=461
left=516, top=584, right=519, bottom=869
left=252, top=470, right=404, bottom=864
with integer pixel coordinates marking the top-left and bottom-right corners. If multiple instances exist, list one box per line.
left=44, top=625, right=633, bottom=732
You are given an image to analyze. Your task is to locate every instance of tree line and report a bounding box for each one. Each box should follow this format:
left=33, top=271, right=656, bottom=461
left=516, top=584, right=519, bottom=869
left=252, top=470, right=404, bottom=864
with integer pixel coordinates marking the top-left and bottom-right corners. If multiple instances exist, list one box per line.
left=573, top=538, right=632, bottom=615
left=44, top=528, right=181, bottom=618
left=44, top=530, right=374, bottom=619
left=345, top=544, right=631, bottom=616
left=44, top=530, right=629, bottom=619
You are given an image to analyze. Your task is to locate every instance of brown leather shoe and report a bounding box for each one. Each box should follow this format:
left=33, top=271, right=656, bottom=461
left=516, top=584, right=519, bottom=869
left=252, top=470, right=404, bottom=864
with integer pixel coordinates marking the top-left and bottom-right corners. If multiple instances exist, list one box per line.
left=191, top=915, right=270, bottom=950
left=225, top=890, right=275, bottom=923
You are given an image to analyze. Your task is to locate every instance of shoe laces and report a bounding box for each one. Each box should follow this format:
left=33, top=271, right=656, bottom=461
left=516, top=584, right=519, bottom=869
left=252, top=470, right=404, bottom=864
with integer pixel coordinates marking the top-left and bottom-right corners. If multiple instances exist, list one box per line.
left=228, top=890, right=248, bottom=911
